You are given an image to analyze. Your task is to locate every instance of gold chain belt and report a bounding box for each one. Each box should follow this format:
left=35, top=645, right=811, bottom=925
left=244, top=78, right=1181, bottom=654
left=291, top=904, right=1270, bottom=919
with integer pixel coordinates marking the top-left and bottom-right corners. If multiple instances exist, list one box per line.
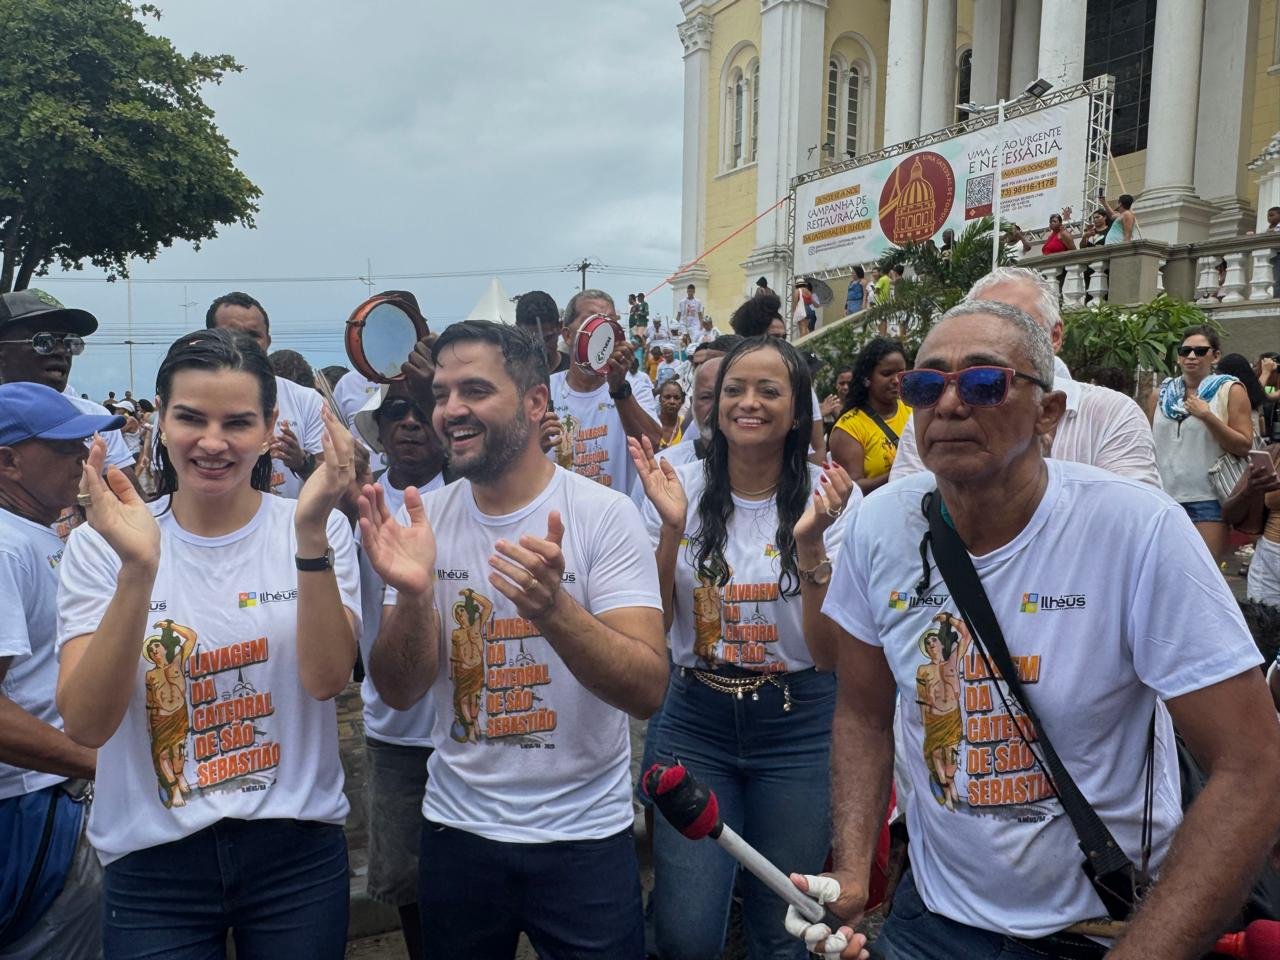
left=690, top=669, right=792, bottom=712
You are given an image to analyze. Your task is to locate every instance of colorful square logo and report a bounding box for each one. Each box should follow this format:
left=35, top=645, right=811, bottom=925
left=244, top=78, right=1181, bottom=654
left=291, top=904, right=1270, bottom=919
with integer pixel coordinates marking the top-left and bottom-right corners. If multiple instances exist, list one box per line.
left=1020, top=593, right=1039, bottom=613
left=764, top=544, right=780, bottom=558
left=888, top=590, right=908, bottom=611
left=238, top=592, right=257, bottom=608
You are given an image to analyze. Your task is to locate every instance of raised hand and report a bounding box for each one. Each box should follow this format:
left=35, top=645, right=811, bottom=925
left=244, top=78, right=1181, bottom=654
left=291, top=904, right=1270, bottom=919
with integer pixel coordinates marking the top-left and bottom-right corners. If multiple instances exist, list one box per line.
left=270, top=420, right=308, bottom=472
left=628, top=436, right=687, bottom=530
left=295, top=405, right=357, bottom=537
left=80, top=436, right=160, bottom=569
left=358, top=483, right=436, bottom=596
left=795, top=459, right=854, bottom=546
left=401, top=334, right=438, bottom=410
left=489, top=511, right=566, bottom=621
left=540, top=410, right=564, bottom=454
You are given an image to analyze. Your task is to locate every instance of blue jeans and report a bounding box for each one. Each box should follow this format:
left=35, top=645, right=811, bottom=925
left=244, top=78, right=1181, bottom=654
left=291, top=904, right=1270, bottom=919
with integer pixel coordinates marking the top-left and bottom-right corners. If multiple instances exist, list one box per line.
left=1181, top=498, right=1223, bottom=523
left=418, top=820, right=643, bottom=959
left=651, top=666, right=836, bottom=960
left=102, top=818, right=348, bottom=960
left=873, top=871, right=1105, bottom=960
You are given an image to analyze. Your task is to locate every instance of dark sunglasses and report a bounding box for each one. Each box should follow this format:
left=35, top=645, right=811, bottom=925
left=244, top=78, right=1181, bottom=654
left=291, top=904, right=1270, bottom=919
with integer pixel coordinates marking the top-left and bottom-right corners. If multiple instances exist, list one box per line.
left=1177, top=345, right=1212, bottom=358
left=897, top=366, right=1052, bottom=409
left=376, top=397, right=430, bottom=422
left=0, top=332, right=85, bottom=356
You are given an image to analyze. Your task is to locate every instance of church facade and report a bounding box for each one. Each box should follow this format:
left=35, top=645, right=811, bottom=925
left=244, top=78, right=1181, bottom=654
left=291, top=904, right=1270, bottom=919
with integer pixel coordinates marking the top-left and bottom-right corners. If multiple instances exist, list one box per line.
left=673, top=0, right=1280, bottom=327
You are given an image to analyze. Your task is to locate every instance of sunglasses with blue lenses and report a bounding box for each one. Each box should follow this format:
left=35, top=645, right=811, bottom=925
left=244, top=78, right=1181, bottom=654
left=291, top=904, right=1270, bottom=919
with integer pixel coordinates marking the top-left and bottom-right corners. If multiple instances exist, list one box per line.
left=896, top=366, right=1051, bottom=409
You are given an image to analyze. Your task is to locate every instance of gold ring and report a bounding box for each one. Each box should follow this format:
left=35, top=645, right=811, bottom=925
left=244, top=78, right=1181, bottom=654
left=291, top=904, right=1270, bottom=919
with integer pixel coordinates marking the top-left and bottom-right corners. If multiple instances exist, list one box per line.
left=825, top=506, right=843, bottom=519
left=76, top=494, right=93, bottom=507
left=335, top=460, right=353, bottom=470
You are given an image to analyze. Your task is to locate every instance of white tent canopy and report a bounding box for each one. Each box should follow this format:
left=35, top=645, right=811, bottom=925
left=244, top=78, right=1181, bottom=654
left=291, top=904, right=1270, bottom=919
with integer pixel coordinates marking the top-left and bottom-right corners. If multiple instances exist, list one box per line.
left=464, top=276, right=516, bottom=325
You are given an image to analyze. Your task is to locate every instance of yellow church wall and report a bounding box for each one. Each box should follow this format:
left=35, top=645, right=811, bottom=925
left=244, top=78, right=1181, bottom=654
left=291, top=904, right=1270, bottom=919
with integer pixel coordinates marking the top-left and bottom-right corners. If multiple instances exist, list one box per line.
left=1249, top=0, right=1279, bottom=170
left=699, top=0, right=762, bottom=325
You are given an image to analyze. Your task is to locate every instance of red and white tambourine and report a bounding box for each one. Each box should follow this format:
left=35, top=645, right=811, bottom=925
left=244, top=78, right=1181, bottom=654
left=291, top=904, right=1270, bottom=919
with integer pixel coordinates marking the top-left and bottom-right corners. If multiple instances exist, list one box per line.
left=572, top=313, right=624, bottom=375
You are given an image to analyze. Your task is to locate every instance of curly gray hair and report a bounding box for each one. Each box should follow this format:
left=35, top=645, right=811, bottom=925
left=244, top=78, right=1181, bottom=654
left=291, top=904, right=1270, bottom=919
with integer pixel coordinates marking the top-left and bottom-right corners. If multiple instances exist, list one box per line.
left=965, top=266, right=1061, bottom=336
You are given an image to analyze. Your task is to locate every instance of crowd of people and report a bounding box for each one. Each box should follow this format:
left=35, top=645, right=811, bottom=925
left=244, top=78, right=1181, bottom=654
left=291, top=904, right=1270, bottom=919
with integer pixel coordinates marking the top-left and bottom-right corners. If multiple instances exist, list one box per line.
left=2, top=266, right=1280, bottom=960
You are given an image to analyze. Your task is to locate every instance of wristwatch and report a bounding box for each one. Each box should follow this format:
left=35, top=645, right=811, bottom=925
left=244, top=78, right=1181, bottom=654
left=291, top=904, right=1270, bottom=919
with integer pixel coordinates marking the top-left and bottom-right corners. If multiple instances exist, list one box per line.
left=295, top=547, right=334, bottom=572
left=609, top=380, right=633, bottom=401
left=798, top=557, right=833, bottom=586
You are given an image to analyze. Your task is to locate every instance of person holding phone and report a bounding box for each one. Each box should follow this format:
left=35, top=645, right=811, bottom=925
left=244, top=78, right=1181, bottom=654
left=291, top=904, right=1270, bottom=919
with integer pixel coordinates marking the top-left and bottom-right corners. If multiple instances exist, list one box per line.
left=1147, top=326, right=1254, bottom=559
left=1040, top=208, right=1076, bottom=254
left=1224, top=448, right=1280, bottom=604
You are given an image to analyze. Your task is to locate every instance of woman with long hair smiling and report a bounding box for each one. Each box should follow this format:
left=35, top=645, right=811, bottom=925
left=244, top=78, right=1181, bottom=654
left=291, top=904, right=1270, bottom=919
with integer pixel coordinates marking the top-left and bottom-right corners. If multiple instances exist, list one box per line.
left=629, top=336, right=858, bottom=960
left=55, top=329, right=362, bottom=959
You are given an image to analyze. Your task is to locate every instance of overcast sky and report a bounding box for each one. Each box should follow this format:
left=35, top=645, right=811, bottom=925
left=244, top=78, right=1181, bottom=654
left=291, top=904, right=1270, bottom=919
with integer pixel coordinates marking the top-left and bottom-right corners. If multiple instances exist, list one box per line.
left=42, top=1, right=684, bottom=401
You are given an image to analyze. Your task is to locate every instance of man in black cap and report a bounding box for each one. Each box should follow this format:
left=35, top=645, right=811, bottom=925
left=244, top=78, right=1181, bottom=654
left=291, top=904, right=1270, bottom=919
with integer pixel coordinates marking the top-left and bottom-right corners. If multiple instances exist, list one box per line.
left=515, top=290, right=569, bottom=375
left=0, top=289, right=139, bottom=527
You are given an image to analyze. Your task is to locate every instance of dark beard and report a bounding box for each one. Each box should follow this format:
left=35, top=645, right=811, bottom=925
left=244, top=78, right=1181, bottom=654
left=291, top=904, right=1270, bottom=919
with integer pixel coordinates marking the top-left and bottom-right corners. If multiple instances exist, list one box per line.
left=449, top=409, right=532, bottom=483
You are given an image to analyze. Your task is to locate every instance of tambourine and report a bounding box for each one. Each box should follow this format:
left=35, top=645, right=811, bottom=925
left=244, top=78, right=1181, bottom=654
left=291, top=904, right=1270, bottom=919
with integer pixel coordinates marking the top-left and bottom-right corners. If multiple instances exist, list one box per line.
left=345, top=294, right=429, bottom=384
left=571, top=313, right=624, bottom=376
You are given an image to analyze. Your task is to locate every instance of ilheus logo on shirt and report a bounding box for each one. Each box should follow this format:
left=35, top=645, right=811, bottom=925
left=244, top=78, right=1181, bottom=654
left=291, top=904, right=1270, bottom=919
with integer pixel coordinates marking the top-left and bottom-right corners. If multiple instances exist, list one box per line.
left=888, top=589, right=947, bottom=611
left=238, top=588, right=299, bottom=608
left=437, top=568, right=470, bottom=581
left=1019, top=592, right=1087, bottom=613
left=149, top=600, right=167, bottom=612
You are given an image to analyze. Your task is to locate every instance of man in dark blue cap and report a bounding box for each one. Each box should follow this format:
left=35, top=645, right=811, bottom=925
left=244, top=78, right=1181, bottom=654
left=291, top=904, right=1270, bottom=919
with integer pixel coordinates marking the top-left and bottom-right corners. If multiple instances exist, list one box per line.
left=0, top=381, right=123, bottom=960
left=0, top=290, right=139, bottom=522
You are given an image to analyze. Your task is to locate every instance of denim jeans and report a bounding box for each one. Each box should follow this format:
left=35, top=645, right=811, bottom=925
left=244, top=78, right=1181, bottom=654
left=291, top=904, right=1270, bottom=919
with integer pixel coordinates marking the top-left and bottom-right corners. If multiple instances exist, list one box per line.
left=102, top=818, right=348, bottom=960
left=873, top=871, right=1105, bottom=960
left=418, top=819, right=643, bottom=959
left=651, top=666, right=836, bottom=960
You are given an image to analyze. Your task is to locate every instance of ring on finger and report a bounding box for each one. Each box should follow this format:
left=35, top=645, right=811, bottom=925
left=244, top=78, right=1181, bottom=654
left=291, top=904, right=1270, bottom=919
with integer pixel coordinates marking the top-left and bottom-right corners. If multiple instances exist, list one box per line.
left=825, top=506, right=843, bottom=519
left=76, top=493, right=93, bottom=507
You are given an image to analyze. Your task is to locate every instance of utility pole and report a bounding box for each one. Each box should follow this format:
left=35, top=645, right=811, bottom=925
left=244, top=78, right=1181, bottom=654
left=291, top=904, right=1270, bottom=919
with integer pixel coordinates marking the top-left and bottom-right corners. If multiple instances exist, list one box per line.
left=360, top=258, right=374, bottom=294
left=180, top=285, right=197, bottom=325
left=126, top=266, right=135, bottom=394
left=564, top=256, right=601, bottom=291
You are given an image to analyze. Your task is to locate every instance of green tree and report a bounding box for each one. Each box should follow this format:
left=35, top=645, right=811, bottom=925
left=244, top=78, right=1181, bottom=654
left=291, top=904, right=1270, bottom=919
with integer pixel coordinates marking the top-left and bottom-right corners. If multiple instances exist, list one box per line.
left=0, top=0, right=260, bottom=291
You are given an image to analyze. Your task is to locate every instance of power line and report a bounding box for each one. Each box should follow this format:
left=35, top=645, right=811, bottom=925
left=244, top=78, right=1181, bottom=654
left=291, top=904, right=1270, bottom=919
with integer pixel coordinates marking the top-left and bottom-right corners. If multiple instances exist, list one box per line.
left=31, top=262, right=674, bottom=285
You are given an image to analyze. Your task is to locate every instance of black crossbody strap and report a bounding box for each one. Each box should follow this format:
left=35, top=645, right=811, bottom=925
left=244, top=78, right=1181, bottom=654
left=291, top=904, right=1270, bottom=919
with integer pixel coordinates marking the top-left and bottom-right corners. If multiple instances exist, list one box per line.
left=924, top=491, right=1139, bottom=909
left=860, top=406, right=900, bottom=448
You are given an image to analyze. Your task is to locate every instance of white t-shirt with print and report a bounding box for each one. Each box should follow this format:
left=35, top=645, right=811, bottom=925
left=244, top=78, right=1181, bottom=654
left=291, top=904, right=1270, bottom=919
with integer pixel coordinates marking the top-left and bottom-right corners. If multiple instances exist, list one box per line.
left=269, top=375, right=326, bottom=500
left=56, top=494, right=361, bottom=865
left=384, top=467, right=662, bottom=843
left=675, top=297, right=703, bottom=334
left=547, top=371, right=645, bottom=507
left=0, top=510, right=70, bottom=800
left=822, top=460, right=1260, bottom=938
left=642, top=461, right=856, bottom=672
left=358, top=475, right=445, bottom=747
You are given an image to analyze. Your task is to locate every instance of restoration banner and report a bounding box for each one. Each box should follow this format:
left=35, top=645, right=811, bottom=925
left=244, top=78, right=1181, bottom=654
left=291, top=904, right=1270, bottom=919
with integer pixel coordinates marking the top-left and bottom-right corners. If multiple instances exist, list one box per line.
left=792, top=96, right=1090, bottom=275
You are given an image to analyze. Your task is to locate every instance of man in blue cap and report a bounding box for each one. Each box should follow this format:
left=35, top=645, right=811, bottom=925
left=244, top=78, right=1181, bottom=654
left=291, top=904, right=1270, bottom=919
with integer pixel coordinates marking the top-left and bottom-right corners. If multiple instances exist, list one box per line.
left=0, top=381, right=122, bottom=960
left=0, top=290, right=139, bottom=533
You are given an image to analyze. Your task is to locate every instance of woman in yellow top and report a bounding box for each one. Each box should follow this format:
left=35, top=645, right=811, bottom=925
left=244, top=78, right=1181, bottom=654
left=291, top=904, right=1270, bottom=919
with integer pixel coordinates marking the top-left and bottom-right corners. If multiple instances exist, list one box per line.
left=829, top=337, right=910, bottom=494
left=657, top=379, right=686, bottom=448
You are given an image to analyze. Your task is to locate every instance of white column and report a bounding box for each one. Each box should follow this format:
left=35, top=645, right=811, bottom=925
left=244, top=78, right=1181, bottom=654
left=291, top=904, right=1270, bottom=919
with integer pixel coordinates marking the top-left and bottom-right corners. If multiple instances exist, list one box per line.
left=1250, top=133, right=1280, bottom=232
left=919, top=0, right=957, bottom=135
left=676, top=11, right=713, bottom=268
left=1139, top=0, right=1213, bottom=243
left=884, top=0, right=925, bottom=145
left=1007, top=0, right=1041, bottom=94
left=743, top=0, right=828, bottom=290
left=971, top=0, right=1013, bottom=105
left=1035, top=0, right=1085, bottom=90
left=1193, top=0, right=1259, bottom=238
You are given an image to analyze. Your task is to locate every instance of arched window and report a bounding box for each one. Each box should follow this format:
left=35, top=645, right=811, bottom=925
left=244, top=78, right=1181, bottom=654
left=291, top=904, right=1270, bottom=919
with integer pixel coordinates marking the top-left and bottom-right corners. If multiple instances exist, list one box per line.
left=750, top=60, right=760, bottom=161
left=956, top=49, right=973, bottom=121
left=826, top=60, right=840, bottom=157
left=733, top=75, right=745, bottom=167
left=845, top=65, right=860, bottom=157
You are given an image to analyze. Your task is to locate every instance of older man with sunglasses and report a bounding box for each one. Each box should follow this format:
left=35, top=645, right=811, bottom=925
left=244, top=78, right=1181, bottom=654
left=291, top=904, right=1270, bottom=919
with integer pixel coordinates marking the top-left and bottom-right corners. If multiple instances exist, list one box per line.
left=788, top=300, right=1280, bottom=960
left=0, top=290, right=138, bottom=533
left=890, top=267, right=1158, bottom=487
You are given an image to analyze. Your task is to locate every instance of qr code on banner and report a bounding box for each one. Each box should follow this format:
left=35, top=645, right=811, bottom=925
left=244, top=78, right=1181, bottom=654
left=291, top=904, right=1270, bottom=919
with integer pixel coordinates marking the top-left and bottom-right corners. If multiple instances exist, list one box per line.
left=965, top=174, right=994, bottom=217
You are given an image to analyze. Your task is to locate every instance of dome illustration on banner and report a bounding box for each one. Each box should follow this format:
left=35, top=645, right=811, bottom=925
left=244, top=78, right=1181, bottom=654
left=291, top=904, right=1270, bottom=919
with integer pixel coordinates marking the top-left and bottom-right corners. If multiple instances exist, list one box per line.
left=878, top=151, right=956, bottom=244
